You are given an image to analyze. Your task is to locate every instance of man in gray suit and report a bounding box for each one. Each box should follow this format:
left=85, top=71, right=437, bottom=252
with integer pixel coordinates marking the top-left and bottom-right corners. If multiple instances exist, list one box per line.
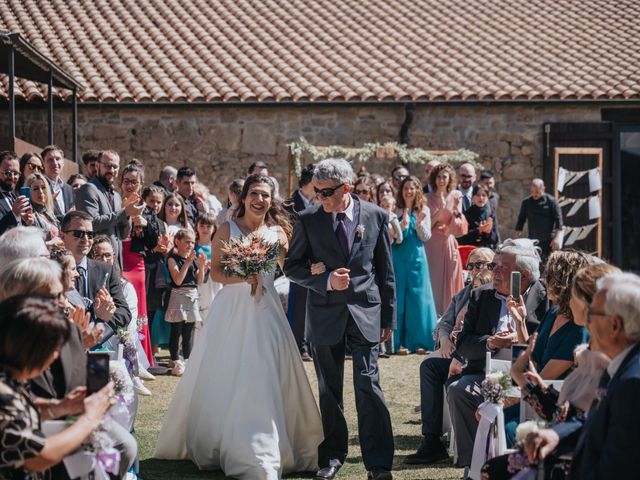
left=75, top=150, right=143, bottom=263
left=284, top=158, right=396, bottom=480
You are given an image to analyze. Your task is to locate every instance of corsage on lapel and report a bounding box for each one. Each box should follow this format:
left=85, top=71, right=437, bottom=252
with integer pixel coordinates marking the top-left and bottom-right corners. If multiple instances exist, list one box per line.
left=355, top=224, right=366, bottom=240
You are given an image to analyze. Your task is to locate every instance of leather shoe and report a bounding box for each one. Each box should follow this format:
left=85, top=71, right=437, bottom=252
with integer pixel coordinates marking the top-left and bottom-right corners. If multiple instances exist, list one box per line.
left=404, top=436, right=449, bottom=464
left=315, top=465, right=340, bottom=480
left=367, top=469, right=392, bottom=480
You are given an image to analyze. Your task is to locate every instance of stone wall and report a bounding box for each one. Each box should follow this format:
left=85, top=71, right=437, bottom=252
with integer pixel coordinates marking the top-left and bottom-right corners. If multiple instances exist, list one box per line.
left=1, top=103, right=602, bottom=238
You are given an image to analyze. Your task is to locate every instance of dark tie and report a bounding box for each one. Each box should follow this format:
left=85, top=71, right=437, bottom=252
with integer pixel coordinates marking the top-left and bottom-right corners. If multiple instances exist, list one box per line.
left=106, top=189, right=115, bottom=211
left=463, top=194, right=471, bottom=211
left=76, top=266, right=87, bottom=298
left=336, top=212, right=349, bottom=257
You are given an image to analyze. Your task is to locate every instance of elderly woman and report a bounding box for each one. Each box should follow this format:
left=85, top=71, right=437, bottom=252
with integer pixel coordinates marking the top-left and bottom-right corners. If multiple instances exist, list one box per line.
left=23, top=173, right=60, bottom=240
left=0, top=295, right=113, bottom=480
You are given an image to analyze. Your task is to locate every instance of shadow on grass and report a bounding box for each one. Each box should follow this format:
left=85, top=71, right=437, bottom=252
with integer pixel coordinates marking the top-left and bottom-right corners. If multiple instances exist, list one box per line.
left=348, top=434, right=423, bottom=450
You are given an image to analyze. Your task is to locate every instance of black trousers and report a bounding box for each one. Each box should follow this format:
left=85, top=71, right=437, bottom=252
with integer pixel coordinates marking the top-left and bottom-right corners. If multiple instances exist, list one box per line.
left=169, top=321, right=195, bottom=361
left=311, top=316, right=394, bottom=471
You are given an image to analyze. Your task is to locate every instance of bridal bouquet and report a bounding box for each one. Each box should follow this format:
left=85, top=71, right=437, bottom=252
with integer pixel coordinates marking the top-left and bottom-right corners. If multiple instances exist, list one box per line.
left=219, top=236, right=281, bottom=297
left=481, top=371, right=512, bottom=404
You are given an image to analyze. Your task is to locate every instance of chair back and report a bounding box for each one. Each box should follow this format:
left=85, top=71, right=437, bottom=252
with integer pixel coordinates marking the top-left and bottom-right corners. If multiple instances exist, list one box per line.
left=485, top=351, right=511, bottom=374
left=458, top=245, right=477, bottom=269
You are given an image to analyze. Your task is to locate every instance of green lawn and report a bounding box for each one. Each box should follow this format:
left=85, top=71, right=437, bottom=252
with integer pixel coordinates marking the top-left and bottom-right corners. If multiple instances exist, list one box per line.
left=136, top=353, right=463, bottom=480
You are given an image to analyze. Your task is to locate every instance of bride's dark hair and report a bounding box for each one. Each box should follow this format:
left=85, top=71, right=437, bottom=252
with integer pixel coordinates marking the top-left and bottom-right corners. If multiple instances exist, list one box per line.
left=234, top=174, right=292, bottom=239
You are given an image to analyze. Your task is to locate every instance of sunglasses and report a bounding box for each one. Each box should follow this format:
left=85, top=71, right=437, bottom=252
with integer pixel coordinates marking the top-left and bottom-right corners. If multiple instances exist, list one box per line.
left=314, top=183, right=344, bottom=198
left=393, top=174, right=408, bottom=182
left=63, top=229, right=95, bottom=240
left=3, top=170, right=21, bottom=178
left=467, top=262, right=495, bottom=271
left=354, top=189, right=370, bottom=195
left=26, top=163, right=43, bottom=172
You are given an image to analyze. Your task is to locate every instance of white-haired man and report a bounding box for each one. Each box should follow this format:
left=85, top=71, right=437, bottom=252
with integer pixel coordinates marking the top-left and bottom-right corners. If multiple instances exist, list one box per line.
left=285, top=158, right=396, bottom=480
left=433, top=239, right=548, bottom=470
left=524, top=272, right=640, bottom=479
left=0, top=225, right=48, bottom=263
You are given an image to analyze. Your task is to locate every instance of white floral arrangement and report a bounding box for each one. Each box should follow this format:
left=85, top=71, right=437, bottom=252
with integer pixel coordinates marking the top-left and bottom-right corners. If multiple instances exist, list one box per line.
left=514, top=420, right=543, bottom=447
left=481, top=371, right=512, bottom=404
left=355, top=224, right=366, bottom=240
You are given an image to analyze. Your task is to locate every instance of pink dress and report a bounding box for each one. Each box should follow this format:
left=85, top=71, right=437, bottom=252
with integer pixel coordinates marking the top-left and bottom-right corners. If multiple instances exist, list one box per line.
left=425, top=191, right=468, bottom=315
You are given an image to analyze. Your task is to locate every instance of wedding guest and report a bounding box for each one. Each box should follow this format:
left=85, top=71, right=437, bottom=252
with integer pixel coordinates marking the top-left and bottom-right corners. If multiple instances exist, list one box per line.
left=479, top=170, right=499, bottom=212
left=41, top=145, right=74, bottom=222
left=216, top=178, right=244, bottom=225
left=194, top=213, right=219, bottom=323
left=66, top=173, right=88, bottom=193
left=247, top=161, right=268, bottom=176
left=422, top=160, right=441, bottom=194
left=165, top=229, right=206, bottom=376
left=0, top=151, right=31, bottom=236
left=457, top=184, right=500, bottom=249
left=193, top=181, right=223, bottom=218
left=376, top=181, right=395, bottom=205
left=353, top=176, right=375, bottom=204
left=24, top=172, right=60, bottom=240
left=425, top=164, right=468, bottom=315
left=369, top=173, right=385, bottom=188
left=515, top=178, right=564, bottom=259
left=0, top=225, right=48, bottom=264
left=153, top=166, right=177, bottom=195
left=0, top=296, right=114, bottom=480
left=482, top=261, right=621, bottom=479
left=390, top=165, right=410, bottom=191
left=379, top=195, right=403, bottom=244
left=160, top=192, right=191, bottom=237
left=81, top=149, right=100, bottom=179
left=457, top=163, right=476, bottom=212
left=176, top=167, right=208, bottom=228
left=393, top=176, right=438, bottom=354
left=524, top=272, right=640, bottom=480
left=18, top=152, right=44, bottom=187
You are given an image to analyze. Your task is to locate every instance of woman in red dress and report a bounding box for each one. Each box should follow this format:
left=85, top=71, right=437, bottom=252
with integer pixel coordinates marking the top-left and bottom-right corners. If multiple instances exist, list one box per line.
left=119, top=160, right=156, bottom=365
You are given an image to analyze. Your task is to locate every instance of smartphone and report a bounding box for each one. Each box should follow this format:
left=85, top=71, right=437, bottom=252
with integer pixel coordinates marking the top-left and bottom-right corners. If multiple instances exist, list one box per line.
left=18, top=186, right=30, bottom=203
left=99, top=272, right=110, bottom=290
left=512, top=343, right=528, bottom=362
left=86, top=352, right=110, bottom=395
left=510, top=271, right=521, bottom=299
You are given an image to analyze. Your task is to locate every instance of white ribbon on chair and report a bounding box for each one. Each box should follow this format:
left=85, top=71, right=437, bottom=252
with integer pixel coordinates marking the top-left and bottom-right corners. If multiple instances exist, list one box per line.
left=469, top=401, right=507, bottom=480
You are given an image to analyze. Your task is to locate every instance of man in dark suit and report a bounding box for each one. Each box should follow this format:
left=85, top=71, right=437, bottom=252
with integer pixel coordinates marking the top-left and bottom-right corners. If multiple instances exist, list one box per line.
left=524, top=272, right=640, bottom=480
left=284, top=163, right=316, bottom=360
left=60, top=210, right=131, bottom=332
left=41, top=145, right=74, bottom=222
left=406, top=239, right=548, bottom=467
left=457, top=163, right=476, bottom=212
left=0, top=151, right=31, bottom=235
left=75, top=150, right=143, bottom=264
left=176, top=166, right=208, bottom=228
left=284, top=158, right=396, bottom=480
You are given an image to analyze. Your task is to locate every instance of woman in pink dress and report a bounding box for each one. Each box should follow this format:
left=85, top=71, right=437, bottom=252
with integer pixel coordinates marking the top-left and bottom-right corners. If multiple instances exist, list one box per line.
left=425, top=164, right=468, bottom=315
left=119, top=161, right=154, bottom=365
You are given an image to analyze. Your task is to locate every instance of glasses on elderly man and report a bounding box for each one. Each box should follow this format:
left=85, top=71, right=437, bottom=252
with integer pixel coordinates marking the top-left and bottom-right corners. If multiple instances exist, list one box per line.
left=314, top=183, right=344, bottom=198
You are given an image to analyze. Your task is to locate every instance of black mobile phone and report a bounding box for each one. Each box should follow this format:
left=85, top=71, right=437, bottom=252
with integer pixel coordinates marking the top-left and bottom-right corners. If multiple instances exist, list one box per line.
left=18, top=186, right=30, bottom=203
left=510, top=271, right=521, bottom=299
left=512, top=343, right=528, bottom=362
left=86, top=352, right=110, bottom=395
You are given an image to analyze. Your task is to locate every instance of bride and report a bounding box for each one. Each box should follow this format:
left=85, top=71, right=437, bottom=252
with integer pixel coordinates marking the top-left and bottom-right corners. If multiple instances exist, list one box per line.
left=155, top=174, right=323, bottom=479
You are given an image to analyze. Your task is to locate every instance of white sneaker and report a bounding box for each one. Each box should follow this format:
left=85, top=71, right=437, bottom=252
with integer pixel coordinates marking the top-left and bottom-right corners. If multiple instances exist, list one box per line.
left=171, top=360, right=185, bottom=376
left=132, top=377, right=152, bottom=396
left=138, top=367, right=156, bottom=381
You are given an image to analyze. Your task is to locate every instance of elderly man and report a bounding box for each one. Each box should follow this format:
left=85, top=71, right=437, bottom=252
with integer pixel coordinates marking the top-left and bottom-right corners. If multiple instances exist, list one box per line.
left=457, top=163, right=476, bottom=211
left=41, top=145, right=74, bottom=222
left=75, top=150, right=143, bottom=263
left=525, top=272, right=640, bottom=479
left=445, top=240, right=547, bottom=469
left=153, top=165, right=177, bottom=195
left=0, top=225, right=48, bottom=263
left=515, top=178, right=563, bottom=258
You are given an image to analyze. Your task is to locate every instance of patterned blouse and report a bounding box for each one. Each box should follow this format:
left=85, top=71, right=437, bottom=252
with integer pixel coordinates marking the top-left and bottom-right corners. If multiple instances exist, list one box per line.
left=0, top=368, right=48, bottom=480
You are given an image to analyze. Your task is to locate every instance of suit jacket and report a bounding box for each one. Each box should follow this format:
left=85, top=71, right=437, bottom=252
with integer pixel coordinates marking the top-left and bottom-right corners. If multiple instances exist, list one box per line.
left=454, top=282, right=548, bottom=373
left=45, top=177, right=74, bottom=223
left=0, top=191, right=18, bottom=235
left=552, top=343, right=640, bottom=480
left=85, top=258, right=131, bottom=331
left=284, top=196, right=396, bottom=345
left=75, top=177, right=131, bottom=260
left=30, top=323, right=86, bottom=399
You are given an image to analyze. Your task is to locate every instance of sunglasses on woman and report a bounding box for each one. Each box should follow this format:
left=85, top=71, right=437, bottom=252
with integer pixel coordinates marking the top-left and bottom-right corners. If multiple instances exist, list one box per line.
left=354, top=189, right=370, bottom=195
left=466, top=262, right=494, bottom=271
left=314, top=183, right=344, bottom=198
left=26, top=162, right=43, bottom=172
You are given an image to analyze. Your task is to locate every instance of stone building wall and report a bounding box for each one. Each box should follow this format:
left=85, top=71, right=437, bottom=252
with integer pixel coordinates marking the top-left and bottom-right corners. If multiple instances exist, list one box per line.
left=2, top=103, right=602, bottom=238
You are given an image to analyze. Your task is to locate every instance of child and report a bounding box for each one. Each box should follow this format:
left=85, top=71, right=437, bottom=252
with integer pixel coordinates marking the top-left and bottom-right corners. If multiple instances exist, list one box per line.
left=165, top=229, right=206, bottom=376
left=160, top=192, right=192, bottom=238
left=379, top=195, right=403, bottom=244
left=194, top=213, right=221, bottom=323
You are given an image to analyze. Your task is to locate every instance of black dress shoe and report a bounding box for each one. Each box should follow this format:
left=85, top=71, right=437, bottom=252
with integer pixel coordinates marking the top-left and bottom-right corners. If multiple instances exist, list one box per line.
left=315, top=465, right=340, bottom=480
left=367, top=469, right=392, bottom=480
left=403, top=436, right=449, bottom=464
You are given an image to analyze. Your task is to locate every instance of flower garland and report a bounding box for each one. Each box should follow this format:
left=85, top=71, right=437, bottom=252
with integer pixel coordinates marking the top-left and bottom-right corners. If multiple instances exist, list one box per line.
left=288, top=137, right=481, bottom=178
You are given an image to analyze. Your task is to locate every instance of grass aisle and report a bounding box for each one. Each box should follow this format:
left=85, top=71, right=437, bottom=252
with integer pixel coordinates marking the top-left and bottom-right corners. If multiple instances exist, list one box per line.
left=137, top=353, right=463, bottom=480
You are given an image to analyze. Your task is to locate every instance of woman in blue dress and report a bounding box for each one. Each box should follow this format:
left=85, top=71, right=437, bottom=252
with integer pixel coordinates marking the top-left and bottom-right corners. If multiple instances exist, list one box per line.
left=392, top=176, right=439, bottom=354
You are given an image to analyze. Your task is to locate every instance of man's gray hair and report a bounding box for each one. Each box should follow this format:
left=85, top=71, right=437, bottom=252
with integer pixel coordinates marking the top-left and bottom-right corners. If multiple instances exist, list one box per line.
left=0, top=258, right=61, bottom=302
left=160, top=166, right=177, bottom=182
left=0, top=226, right=48, bottom=264
left=313, top=158, right=354, bottom=185
left=597, top=272, right=640, bottom=342
left=496, top=238, right=541, bottom=281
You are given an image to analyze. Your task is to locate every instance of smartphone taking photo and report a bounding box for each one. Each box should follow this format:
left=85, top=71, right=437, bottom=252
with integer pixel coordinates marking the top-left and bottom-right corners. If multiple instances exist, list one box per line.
left=86, top=352, right=110, bottom=395
left=510, top=271, right=521, bottom=299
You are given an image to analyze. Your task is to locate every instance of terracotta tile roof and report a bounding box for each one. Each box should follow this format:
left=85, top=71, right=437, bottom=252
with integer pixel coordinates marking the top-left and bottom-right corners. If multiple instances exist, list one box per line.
left=1, top=0, right=639, bottom=103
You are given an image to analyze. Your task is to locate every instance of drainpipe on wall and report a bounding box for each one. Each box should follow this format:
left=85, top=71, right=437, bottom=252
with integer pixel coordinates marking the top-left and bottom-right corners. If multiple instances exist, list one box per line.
left=399, top=102, right=415, bottom=153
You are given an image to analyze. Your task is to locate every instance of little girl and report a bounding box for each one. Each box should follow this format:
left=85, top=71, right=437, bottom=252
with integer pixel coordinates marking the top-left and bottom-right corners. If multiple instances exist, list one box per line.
left=160, top=192, right=192, bottom=238
left=194, top=213, right=221, bottom=323
left=165, top=228, right=206, bottom=376
left=379, top=195, right=403, bottom=244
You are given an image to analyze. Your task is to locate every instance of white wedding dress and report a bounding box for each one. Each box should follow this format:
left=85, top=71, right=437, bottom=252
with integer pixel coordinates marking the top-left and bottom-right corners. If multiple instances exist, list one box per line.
left=155, top=221, right=323, bottom=479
